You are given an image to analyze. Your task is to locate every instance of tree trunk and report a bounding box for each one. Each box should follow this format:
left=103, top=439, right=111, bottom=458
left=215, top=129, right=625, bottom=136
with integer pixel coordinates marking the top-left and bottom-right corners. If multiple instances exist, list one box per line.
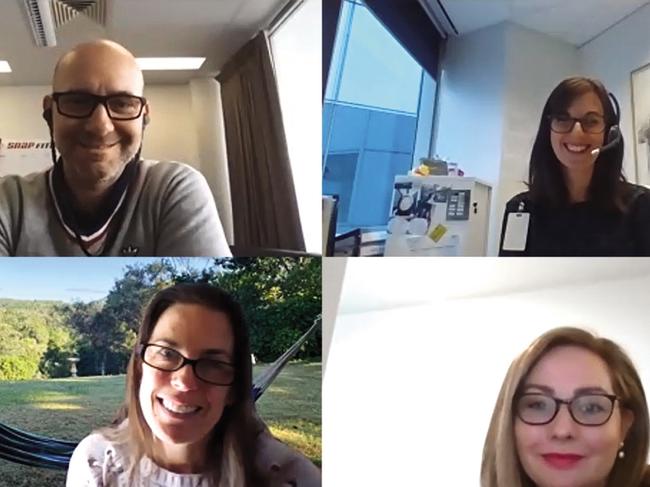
left=100, top=350, right=106, bottom=376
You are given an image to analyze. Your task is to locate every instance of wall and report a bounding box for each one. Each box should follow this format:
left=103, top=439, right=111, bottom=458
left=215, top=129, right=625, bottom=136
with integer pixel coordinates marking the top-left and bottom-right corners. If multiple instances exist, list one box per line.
left=580, top=2, right=650, bottom=184
left=434, top=23, right=507, bottom=185
left=322, top=257, right=347, bottom=375
left=188, top=78, right=233, bottom=245
left=324, top=264, right=650, bottom=485
left=0, top=81, right=233, bottom=243
left=433, top=23, right=507, bottom=254
left=0, top=86, right=51, bottom=140
left=140, top=85, right=200, bottom=169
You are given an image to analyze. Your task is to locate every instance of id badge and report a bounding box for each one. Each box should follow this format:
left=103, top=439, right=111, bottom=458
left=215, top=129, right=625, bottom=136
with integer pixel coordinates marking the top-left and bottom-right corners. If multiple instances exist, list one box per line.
left=502, top=212, right=530, bottom=252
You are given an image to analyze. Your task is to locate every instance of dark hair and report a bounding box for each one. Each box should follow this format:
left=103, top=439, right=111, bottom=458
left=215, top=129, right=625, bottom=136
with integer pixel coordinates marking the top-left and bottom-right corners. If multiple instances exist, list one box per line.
left=115, top=283, right=264, bottom=486
left=528, top=76, right=631, bottom=211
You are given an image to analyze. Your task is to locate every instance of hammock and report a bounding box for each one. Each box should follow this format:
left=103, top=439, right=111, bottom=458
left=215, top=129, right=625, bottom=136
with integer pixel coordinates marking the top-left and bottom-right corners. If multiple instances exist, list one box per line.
left=252, top=315, right=321, bottom=401
left=0, top=315, right=321, bottom=471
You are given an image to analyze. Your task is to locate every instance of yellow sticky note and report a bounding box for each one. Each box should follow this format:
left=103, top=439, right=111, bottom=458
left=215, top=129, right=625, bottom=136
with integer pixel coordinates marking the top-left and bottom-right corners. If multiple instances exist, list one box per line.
left=429, top=223, right=447, bottom=243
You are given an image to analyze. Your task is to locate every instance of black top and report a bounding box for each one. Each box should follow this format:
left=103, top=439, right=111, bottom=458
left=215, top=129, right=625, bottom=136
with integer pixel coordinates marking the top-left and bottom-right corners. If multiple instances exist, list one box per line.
left=499, top=184, right=650, bottom=256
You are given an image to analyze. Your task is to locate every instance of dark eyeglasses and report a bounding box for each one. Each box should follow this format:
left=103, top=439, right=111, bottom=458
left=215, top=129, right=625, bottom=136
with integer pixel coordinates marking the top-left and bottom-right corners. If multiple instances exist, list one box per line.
left=515, top=393, right=618, bottom=426
left=548, top=113, right=606, bottom=134
left=137, top=343, right=235, bottom=386
left=52, top=91, right=147, bottom=120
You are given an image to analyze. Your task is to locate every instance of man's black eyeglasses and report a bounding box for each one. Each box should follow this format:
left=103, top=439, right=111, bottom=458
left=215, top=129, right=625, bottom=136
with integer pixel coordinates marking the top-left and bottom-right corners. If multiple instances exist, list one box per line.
left=52, top=91, right=147, bottom=120
left=137, top=343, right=235, bottom=386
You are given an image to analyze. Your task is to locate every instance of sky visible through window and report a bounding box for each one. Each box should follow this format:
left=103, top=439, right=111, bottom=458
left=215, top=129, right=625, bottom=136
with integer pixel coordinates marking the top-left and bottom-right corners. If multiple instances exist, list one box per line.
left=325, top=0, right=423, bottom=114
left=323, top=0, right=429, bottom=230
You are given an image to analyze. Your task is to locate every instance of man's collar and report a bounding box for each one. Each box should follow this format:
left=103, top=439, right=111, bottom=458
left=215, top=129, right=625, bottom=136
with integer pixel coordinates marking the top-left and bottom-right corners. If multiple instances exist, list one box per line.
left=50, top=156, right=139, bottom=238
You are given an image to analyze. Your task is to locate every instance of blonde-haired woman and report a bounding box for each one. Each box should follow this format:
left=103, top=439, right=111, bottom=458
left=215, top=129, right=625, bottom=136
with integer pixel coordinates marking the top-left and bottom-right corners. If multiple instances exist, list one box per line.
left=66, top=282, right=320, bottom=486
left=482, top=327, right=650, bottom=487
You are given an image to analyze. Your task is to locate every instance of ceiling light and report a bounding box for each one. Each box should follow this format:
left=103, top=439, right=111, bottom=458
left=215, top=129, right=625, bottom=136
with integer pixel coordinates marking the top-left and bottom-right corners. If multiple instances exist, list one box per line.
left=0, top=61, right=12, bottom=73
left=135, top=57, right=206, bottom=71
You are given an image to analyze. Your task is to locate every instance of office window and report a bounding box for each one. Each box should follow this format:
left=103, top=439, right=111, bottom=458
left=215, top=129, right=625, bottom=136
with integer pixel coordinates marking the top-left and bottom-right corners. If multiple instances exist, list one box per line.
left=323, top=0, right=436, bottom=232
left=270, top=0, right=321, bottom=253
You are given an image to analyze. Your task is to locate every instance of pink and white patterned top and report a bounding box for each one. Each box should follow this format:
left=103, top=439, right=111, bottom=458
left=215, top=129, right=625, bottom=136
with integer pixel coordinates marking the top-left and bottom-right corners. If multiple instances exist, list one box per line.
left=65, top=432, right=209, bottom=487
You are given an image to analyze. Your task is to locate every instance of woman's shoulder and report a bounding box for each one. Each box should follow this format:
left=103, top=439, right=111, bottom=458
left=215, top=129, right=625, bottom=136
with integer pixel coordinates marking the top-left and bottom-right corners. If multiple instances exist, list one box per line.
left=624, top=182, right=650, bottom=200
left=620, top=182, right=650, bottom=217
left=255, top=428, right=321, bottom=486
left=66, top=428, right=129, bottom=486
left=75, top=419, right=129, bottom=455
left=73, top=430, right=112, bottom=453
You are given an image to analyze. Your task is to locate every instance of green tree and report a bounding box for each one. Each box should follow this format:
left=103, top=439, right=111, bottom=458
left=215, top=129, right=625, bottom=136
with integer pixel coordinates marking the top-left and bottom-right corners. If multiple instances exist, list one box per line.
left=0, top=303, right=71, bottom=380
left=39, top=315, right=78, bottom=378
left=63, top=301, right=108, bottom=375
left=64, top=261, right=176, bottom=376
left=207, top=258, right=322, bottom=362
left=102, top=260, right=176, bottom=328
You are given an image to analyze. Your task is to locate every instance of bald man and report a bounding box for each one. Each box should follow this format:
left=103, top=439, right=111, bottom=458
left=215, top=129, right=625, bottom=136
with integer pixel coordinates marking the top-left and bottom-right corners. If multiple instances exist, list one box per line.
left=0, top=40, right=231, bottom=256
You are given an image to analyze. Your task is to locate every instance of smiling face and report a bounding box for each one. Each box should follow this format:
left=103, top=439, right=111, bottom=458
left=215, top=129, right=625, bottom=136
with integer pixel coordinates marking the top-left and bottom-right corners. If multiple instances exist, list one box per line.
left=514, top=345, right=633, bottom=487
left=138, top=303, right=235, bottom=448
left=550, top=91, right=606, bottom=174
left=43, top=41, right=149, bottom=188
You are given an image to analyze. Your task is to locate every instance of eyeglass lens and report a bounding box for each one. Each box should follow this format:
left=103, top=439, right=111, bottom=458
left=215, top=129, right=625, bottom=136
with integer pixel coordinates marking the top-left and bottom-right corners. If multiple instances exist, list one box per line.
left=517, top=393, right=614, bottom=425
left=143, top=344, right=234, bottom=385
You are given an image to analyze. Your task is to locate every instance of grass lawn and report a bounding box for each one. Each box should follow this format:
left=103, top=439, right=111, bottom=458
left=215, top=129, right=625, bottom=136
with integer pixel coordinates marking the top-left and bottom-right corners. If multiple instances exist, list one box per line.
left=0, top=361, right=321, bottom=486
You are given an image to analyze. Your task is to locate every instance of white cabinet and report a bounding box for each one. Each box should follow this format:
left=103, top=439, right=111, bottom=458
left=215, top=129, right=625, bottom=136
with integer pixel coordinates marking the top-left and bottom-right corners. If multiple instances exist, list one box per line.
left=384, top=176, right=492, bottom=256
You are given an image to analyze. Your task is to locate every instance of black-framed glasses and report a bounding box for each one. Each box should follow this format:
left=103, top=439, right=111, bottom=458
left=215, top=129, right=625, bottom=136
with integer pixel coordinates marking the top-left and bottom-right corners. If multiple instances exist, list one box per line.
left=52, top=91, right=147, bottom=120
left=516, top=393, right=618, bottom=426
left=137, top=343, right=235, bottom=386
left=548, top=113, right=606, bottom=134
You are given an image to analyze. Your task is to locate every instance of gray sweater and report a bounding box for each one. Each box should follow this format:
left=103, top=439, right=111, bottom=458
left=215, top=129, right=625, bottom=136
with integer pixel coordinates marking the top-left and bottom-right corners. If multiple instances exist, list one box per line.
left=0, top=160, right=231, bottom=256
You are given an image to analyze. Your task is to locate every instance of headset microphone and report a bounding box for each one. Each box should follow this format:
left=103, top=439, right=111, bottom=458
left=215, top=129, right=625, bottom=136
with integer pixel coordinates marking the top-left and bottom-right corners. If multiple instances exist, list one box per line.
left=591, top=125, right=621, bottom=156
left=591, top=92, right=621, bottom=157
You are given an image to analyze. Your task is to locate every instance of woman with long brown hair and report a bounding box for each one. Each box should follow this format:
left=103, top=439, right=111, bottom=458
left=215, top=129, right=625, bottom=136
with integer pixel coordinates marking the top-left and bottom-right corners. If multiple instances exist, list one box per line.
left=499, top=76, right=650, bottom=256
left=482, top=327, right=650, bottom=487
left=66, top=282, right=320, bottom=486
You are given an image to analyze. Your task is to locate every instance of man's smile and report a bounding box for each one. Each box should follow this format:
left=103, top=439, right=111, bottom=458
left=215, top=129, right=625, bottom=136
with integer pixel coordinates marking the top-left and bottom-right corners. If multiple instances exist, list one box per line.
left=78, top=141, right=119, bottom=150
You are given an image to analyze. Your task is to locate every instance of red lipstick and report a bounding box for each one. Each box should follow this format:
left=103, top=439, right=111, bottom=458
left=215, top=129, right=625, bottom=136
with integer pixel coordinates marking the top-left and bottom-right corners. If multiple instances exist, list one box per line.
left=542, top=453, right=584, bottom=469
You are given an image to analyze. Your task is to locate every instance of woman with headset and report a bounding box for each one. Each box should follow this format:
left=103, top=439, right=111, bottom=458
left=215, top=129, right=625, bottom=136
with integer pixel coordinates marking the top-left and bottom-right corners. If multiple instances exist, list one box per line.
left=499, top=77, right=650, bottom=256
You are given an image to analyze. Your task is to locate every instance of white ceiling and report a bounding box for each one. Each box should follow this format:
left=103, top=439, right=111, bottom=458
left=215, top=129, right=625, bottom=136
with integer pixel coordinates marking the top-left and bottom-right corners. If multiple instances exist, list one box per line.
left=337, top=258, right=650, bottom=314
left=427, top=0, right=650, bottom=46
left=0, top=0, right=288, bottom=86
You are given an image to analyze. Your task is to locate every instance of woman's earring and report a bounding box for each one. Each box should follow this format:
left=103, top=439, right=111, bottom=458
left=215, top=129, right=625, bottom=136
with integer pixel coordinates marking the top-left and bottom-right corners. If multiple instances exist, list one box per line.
left=618, top=441, right=625, bottom=459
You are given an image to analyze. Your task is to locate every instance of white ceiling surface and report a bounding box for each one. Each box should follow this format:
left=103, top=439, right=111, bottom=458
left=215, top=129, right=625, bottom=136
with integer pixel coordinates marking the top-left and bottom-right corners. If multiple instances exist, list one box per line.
left=337, top=258, right=650, bottom=315
left=0, top=0, right=287, bottom=86
left=430, top=0, right=650, bottom=46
